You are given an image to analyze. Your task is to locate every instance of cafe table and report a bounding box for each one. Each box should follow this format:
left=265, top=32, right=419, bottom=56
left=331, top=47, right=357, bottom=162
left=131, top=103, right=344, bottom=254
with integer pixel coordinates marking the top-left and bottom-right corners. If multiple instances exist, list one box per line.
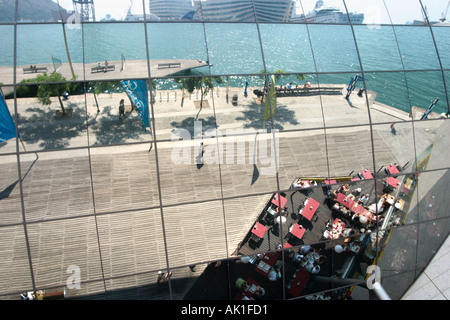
left=289, top=223, right=306, bottom=240
left=387, top=164, right=399, bottom=174
left=287, top=268, right=311, bottom=297
left=386, top=176, right=400, bottom=189
left=361, top=169, right=373, bottom=179
left=255, top=252, right=280, bottom=276
left=271, top=193, right=287, bottom=208
left=299, top=197, right=319, bottom=221
left=251, top=222, right=267, bottom=240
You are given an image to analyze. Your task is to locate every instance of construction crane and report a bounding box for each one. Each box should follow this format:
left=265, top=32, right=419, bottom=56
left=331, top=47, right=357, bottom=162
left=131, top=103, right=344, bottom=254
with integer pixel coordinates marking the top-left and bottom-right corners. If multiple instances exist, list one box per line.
left=440, top=0, right=450, bottom=22
left=73, top=0, right=96, bottom=22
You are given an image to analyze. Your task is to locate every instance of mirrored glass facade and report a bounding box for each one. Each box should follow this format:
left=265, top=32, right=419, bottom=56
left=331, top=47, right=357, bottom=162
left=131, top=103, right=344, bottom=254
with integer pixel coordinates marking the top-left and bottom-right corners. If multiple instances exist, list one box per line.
left=0, top=0, right=449, bottom=301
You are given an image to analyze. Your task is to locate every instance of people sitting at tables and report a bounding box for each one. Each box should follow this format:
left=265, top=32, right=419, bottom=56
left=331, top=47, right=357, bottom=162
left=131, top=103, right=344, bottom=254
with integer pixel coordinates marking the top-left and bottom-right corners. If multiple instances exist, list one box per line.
left=253, top=285, right=266, bottom=298
left=358, top=194, right=370, bottom=206
left=347, top=188, right=361, bottom=200
left=338, top=184, right=350, bottom=194
left=303, top=81, right=311, bottom=88
left=368, top=202, right=385, bottom=214
left=286, top=83, right=292, bottom=90
left=268, top=266, right=281, bottom=281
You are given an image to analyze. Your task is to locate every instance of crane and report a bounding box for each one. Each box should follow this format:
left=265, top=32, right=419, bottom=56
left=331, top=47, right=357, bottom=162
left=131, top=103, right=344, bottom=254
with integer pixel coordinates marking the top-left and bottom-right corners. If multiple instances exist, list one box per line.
left=440, top=0, right=450, bottom=22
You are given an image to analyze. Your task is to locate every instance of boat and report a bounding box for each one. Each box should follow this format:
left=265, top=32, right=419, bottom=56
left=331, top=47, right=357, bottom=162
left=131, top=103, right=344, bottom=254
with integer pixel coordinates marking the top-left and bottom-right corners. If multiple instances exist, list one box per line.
left=292, top=0, right=364, bottom=24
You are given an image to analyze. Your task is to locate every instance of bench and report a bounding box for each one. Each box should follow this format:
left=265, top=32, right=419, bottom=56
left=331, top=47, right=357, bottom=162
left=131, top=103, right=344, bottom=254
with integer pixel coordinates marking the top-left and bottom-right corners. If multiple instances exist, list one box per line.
left=276, top=86, right=344, bottom=96
left=157, top=62, right=181, bottom=69
left=91, top=65, right=115, bottom=73
left=23, top=66, right=48, bottom=74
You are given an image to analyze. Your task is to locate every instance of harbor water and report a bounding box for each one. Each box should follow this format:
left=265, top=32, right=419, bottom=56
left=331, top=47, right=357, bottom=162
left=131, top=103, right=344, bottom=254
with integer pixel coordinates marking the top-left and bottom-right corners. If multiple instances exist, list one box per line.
left=0, top=22, right=448, bottom=114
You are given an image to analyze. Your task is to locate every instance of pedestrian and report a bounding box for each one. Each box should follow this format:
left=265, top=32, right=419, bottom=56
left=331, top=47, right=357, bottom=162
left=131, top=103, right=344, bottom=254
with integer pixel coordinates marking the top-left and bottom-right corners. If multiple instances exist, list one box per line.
left=390, top=123, right=396, bottom=135
left=157, top=271, right=172, bottom=284
left=119, top=99, right=126, bottom=120
left=197, top=142, right=204, bottom=164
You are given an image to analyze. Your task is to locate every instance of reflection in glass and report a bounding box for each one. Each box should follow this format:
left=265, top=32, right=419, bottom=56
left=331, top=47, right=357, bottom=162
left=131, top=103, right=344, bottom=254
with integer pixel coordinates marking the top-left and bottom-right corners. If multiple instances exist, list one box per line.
left=259, top=23, right=315, bottom=74
left=205, top=23, right=264, bottom=75
left=308, top=24, right=361, bottom=73
left=393, top=26, right=440, bottom=70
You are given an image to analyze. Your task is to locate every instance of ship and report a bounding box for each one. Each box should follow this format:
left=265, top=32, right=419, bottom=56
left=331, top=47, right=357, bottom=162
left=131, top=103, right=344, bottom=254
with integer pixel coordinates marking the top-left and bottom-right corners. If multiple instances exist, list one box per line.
left=291, top=0, right=364, bottom=24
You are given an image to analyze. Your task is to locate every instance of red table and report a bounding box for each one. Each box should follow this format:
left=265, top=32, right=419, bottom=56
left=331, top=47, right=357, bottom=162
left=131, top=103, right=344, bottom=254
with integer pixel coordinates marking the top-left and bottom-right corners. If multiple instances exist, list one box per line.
left=251, top=222, right=267, bottom=239
left=361, top=169, right=373, bottom=179
left=288, top=268, right=311, bottom=297
left=387, top=165, right=399, bottom=174
left=255, top=252, right=280, bottom=276
left=289, top=223, right=306, bottom=240
left=336, top=192, right=355, bottom=210
left=271, top=193, right=287, bottom=207
left=324, top=179, right=337, bottom=185
left=386, top=176, right=400, bottom=189
left=300, top=197, right=319, bottom=220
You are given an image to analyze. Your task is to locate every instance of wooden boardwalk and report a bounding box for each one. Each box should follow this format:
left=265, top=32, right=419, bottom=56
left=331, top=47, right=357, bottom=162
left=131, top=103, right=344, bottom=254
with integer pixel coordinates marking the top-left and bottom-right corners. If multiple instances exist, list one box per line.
left=0, top=128, right=399, bottom=299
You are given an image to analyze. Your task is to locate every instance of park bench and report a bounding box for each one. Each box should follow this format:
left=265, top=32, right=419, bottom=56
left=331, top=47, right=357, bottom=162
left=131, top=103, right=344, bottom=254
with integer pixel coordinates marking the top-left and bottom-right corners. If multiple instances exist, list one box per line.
left=157, top=62, right=181, bottom=69
left=23, top=66, right=48, bottom=74
left=91, top=65, right=115, bottom=73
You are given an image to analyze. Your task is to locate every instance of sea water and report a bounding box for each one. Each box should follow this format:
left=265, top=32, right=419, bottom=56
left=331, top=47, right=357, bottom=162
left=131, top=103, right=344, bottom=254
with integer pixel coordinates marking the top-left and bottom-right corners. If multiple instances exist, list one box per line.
left=0, top=22, right=448, bottom=114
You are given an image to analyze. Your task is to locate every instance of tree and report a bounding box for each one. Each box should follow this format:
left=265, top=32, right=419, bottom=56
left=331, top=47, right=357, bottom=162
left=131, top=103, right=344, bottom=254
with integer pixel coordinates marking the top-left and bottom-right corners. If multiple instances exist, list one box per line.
left=175, top=76, right=223, bottom=117
left=35, top=72, right=72, bottom=116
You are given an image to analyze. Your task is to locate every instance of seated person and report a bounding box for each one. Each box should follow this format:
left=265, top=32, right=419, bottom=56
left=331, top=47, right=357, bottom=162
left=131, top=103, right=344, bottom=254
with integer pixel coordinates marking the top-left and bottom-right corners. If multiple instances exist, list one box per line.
left=338, top=184, right=350, bottom=194
left=235, top=277, right=248, bottom=290
left=303, top=81, right=311, bottom=88
left=368, top=202, right=385, bottom=214
left=254, top=286, right=265, bottom=298
left=358, top=194, right=370, bottom=206
left=286, top=83, right=292, bottom=90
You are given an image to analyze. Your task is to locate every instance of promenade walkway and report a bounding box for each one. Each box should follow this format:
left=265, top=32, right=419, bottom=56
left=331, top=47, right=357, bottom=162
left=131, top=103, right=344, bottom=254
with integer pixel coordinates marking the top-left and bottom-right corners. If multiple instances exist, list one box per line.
left=0, top=85, right=444, bottom=299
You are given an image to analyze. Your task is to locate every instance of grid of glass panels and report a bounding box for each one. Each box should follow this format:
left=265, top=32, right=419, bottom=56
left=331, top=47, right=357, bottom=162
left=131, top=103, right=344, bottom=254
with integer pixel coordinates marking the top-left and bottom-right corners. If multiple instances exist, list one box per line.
left=0, top=0, right=449, bottom=300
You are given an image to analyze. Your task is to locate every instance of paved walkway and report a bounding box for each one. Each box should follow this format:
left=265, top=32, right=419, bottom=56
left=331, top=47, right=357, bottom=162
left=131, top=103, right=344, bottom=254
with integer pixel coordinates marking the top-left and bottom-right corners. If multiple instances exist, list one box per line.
left=0, top=86, right=444, bottom=299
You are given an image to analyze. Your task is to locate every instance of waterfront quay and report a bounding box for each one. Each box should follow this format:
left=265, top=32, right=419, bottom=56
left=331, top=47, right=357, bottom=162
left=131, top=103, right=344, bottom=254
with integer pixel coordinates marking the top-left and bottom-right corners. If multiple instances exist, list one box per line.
left=0, top=82, right=444, bottom=299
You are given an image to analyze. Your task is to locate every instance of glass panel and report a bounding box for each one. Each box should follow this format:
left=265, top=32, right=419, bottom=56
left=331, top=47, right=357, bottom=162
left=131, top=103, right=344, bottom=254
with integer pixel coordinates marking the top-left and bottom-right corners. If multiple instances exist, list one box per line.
left=149, top=0, right=196, bottom=21
left=417, top=217, right=450, bottom=271
left=319, top=73, right=369, bottom=128
left=253, top=0, right=294, bottom=23
left=147, top=23, right=208, bottom=74
left=295, top=0, right=361, bottom=24
left=393, top=26, right=440, bottom=70
left=405, top=71, right=447, bottom=116
left=414, top=169, right=450, bottom=224
left=217, top=130, right=279, bottom=198
left=16, top=82, right=89, bottom=153
left=0, top=91, right=18, bottom=155
left=259, top=23, right=316, bottom=74
left=84, top=23, right=147, bottom=81
left=17, top=24, right=83, bottom=81
left=20, top=149, right=93, bottom=222
left=344, top=0, right=391, bottom=25
left=163, top=200, right=228, bottom=268
left=204, top=23, right=264, bottom=75
left=90, top=144, right=160, bottom=213
left=421, top=0, right=450, bottom=25
left=0, top=225, right=33, bottom=297
left=196, top=0, right=256, bottom=22
left=0, top=26, right=14, bottom=85
left=371, top=122, right=414, bottom=181
left=27, top=217, right=103, bottom=290
left=431, top=26, right=450, bottom=69
left=0, top=155, right=22, bottom=226
left=384, top=0, right=425, bottom=25
left=17, top=0, right=64, bottom=23
left=308, top=24, right=361, bottom=73
left=353, top=25, right=404, bottom=71
left=86, top=80, right=154, bottom=146
left=97, top=209, right=166, bottom=278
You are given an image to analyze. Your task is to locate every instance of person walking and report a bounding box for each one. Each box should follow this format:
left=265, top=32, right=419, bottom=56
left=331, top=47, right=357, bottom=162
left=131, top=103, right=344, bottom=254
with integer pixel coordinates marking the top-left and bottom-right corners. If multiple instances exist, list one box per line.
left=119, top=99, right=126, bottom=120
